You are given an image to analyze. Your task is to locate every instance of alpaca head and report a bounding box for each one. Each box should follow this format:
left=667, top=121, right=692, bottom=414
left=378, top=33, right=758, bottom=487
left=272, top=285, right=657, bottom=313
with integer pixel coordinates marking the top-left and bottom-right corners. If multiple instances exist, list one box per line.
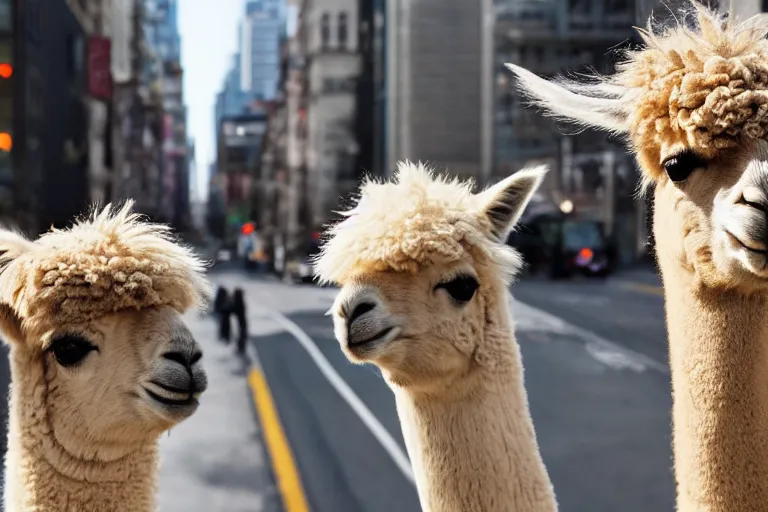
left=0, top=202, right=211, bottom=458
left=507, top=3, right=768, bottom=292
left=314, top=161, right=544, bottom=389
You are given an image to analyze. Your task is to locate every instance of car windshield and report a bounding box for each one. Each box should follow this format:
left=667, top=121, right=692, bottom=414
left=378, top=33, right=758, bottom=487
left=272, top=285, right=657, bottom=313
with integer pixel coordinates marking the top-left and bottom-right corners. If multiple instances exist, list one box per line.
left=562, top=221, right=603, bottom=250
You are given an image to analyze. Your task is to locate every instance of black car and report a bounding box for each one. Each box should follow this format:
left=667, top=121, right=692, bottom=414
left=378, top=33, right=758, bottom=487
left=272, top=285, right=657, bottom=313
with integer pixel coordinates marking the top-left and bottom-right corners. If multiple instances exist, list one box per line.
left=509, top=213, right=614, bottom=279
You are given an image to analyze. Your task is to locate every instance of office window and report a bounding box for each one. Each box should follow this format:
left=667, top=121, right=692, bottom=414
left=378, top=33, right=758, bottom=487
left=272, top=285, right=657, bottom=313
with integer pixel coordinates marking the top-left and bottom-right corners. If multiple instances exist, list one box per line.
left=321, top=12, right=330, bottom=49
left=338, top=12, right=348, bottom=49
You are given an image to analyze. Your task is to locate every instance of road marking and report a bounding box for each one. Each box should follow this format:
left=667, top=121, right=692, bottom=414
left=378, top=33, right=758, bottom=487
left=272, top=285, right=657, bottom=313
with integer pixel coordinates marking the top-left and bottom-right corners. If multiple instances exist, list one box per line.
left=263, top=308, right=417, bottom=487
left=511, top=297, right=670, bottom=375
left=248, top=368, right=311, bottom=512
left=618, top=281, right=664, bottom=296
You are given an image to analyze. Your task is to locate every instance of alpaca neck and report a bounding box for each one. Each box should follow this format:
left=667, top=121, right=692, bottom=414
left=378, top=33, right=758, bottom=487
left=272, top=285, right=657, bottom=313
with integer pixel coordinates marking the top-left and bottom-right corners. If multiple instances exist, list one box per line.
left=661, top=268, right=768, bottom=510
left=388, top=329, right=557, bottom=511
left=4, top=348, right=159, bottom=512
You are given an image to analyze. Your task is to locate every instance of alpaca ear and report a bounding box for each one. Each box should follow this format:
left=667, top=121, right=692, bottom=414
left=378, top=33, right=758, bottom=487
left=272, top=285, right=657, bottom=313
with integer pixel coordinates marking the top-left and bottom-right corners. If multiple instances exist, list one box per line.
left=0, top=303, right=23, bottom=344
left=505, top=63, right=629, bottom=134
left=476, top=166, right=547, bottom=241
left=0, top=229, right=35, bottom=343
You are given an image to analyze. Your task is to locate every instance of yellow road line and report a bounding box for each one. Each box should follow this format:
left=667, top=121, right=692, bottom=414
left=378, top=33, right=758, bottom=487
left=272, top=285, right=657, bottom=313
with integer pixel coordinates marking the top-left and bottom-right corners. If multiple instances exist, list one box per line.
left=618, top=281, right=664, bottom=297
left=248, top=368, right=310, bottom=512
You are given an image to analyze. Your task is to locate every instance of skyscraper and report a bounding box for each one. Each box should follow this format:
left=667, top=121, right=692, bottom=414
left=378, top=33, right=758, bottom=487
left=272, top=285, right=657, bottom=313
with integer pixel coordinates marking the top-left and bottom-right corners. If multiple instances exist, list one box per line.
left=241, top=0, right=283, bottom=100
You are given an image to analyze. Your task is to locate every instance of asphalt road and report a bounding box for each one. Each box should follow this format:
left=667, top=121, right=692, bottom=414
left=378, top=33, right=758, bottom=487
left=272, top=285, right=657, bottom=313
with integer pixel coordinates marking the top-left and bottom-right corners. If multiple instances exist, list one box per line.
left=212, top=267, right=676, bottom=512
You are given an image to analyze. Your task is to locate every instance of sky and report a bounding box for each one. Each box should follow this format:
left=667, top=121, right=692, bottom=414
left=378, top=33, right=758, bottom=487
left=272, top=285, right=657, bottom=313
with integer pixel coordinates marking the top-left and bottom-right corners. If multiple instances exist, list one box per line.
left=179, top=0, right=245, bottom=202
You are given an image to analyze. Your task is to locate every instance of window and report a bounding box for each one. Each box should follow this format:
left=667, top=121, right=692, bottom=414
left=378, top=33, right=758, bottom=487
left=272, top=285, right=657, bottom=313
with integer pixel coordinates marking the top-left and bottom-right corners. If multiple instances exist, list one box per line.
left=0, top=0, right=11, bottom=32
left=338, top=12, right=348, bottom=49
left=320, top=12, right=330, bottom=49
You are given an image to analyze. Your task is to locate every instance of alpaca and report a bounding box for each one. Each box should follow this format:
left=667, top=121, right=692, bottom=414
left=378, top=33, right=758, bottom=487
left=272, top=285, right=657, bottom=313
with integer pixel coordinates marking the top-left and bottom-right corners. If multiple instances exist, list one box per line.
left=0, top=202, right=210, bottom=512
left=314, top=161, right=557, bottom=512
left=506, top=3, right=768, bottom=509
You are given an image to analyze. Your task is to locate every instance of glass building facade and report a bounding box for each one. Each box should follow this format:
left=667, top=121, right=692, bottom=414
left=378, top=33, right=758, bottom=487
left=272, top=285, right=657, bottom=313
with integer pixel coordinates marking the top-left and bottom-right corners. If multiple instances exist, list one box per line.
left=241, top=0, right=282, bottom=101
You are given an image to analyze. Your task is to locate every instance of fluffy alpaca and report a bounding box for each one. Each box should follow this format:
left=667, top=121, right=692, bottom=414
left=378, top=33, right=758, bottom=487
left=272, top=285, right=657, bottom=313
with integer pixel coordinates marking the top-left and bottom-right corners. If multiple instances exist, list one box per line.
left=314, top=161, right=557, bottom=512
left=0, top=202, right=210, bottom=512
left=506, top=2, right=768, bottom=510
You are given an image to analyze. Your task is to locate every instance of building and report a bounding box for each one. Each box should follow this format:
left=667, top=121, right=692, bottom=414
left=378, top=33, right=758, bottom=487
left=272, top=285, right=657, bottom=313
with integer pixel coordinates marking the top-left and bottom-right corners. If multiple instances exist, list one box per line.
left=384, top=0, right=492, bottom=183
left=297, top=0, right=361, bottom=228
left=242, top=0, right=283, bottom=101
left=214, top=54, right=249, bottom=142
left=215, top=112, right=268, bottom=239
left=256, top=2, right=308, bottom=263
left=0, top=0, right=12, bottom=227
left=355, top=0, right=386, bottom=178
left=13, top=0, right=91, bottom=234
left=494, top=0, right=645, bottom=265
left=140, top=0, right=190, bottom=231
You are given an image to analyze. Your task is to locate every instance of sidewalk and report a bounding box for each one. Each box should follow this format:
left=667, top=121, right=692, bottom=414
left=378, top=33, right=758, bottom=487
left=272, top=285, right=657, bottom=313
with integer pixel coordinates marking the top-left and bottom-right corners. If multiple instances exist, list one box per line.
left=157, top=309, right=282, bottom=512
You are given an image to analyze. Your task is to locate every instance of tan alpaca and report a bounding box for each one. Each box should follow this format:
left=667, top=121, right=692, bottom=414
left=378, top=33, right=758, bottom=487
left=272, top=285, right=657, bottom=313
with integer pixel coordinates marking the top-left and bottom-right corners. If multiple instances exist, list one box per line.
left=314, top=161, right=557, bottom=512
left=505, top=3, right=768, bottom=510
left=0, top=202, right=210, bottom=512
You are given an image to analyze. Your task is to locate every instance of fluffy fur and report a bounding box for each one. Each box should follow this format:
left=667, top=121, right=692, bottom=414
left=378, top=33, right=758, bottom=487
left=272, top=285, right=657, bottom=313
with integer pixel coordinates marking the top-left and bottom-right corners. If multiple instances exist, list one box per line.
left=314, top=160, right=539, bottom=285
left=319, top=162, right=557, bottom=511
left=0, top=202, right=209, bottom=331
left=0, top=201, right=210, bottom=512
left=507, top=2, right=768, bottom=510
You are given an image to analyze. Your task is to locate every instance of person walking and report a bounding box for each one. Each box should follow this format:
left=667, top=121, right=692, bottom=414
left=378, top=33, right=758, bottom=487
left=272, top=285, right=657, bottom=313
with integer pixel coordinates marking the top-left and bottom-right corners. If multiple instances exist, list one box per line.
left=232, top=288, right=248, bottom=355
left=214, top=286, right=232, bottom=344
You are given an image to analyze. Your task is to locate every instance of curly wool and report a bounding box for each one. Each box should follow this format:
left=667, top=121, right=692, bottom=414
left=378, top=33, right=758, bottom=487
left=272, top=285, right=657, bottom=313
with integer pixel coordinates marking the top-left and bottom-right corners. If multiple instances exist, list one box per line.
left=313, top=161, right=522, bottom=285
left=0, top=201, right=211, bottom=333
left=615, top=5, right=768, bottom=172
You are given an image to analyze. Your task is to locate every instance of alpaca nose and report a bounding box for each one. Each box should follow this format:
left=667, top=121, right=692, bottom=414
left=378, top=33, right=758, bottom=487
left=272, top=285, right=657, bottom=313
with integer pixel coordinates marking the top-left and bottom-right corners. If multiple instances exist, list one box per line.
left=340, top=289, right=379, bottom=328
left=338, top=290, right=397, bottom=347
left=160, top=336, right=208, bottom=394
left=347, top=301, right=376, bottom=326
left=163, top=348, right=202, bottom=368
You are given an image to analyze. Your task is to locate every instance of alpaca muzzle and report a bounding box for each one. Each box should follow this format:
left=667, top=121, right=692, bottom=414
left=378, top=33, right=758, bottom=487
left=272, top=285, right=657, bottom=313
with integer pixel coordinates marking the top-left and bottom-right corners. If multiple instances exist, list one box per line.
left=333, top=287, right=401, bottom=358
left=143, top=336, right=208, bottom=418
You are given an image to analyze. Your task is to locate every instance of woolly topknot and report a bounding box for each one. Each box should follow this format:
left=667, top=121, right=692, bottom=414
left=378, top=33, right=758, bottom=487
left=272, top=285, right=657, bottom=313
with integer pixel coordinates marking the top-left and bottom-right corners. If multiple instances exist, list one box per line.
left=0, top=201, right=211, bottom=331
left=313, top=161, right=525, bottom=285
left=508, top=2, right=768, bottom=186
left=620, top=3, right=768, bottom=163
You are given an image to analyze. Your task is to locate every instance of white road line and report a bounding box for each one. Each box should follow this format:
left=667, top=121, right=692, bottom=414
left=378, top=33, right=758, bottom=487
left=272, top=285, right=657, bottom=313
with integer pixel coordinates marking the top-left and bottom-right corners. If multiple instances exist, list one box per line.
left=510, top=297, right=670, bottom=375
left=261, top=307, right=417, bottom=487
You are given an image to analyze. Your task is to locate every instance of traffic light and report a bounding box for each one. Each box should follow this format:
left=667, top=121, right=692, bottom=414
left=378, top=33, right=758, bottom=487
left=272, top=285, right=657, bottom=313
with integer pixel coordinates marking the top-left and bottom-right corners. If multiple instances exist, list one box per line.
left=0, top=133, right=12, bottom=152
left=0, top=64, right=13, bottom=79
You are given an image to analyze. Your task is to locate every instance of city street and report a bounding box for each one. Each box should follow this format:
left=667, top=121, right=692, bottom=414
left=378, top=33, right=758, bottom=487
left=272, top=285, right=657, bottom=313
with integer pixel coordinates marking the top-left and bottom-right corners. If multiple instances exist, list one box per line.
left=201, top=267, right=675, bottom=512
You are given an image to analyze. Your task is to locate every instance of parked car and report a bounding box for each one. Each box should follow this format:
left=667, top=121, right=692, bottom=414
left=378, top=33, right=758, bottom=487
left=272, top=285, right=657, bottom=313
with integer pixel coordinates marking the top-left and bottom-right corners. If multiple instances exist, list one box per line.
left=509, top=212, right=614, bottom=279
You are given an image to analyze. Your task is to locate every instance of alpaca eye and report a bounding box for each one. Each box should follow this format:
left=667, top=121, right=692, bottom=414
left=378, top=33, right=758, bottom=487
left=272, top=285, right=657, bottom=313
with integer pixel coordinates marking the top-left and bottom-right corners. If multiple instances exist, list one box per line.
left=662, top=151, right=707, bottom=183
left=436, top=275, right=479, bottom=303
left=50, top=335, right=97, bottom=367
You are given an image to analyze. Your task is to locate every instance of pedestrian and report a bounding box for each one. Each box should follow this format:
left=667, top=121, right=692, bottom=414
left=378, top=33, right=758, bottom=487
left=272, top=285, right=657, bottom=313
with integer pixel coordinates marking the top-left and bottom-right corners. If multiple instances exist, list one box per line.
left=213, top=286, right=228, bottom=316
left=214, top=286, right=232, bottom=344
left=232, top=288, right=248, bottom=355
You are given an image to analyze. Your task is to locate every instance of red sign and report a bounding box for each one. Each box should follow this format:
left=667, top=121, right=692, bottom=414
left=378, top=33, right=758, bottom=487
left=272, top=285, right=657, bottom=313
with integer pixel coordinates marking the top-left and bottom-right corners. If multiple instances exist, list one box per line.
left=88, top=36, right=112, bottom=100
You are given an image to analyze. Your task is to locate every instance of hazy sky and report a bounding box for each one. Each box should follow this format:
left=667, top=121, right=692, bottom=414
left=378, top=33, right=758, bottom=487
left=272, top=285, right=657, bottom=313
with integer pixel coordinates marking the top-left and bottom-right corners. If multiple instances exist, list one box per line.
left=179, top=0, right=244, bottom=201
